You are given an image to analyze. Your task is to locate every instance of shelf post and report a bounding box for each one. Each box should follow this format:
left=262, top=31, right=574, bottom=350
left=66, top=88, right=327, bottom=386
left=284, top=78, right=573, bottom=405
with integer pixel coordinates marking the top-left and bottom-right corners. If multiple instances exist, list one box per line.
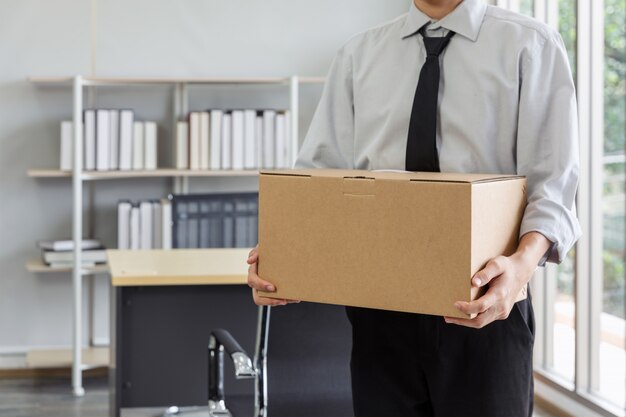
left=72, top=75, right=85, bottom=397
left=289, top=76, right=299, bottom=166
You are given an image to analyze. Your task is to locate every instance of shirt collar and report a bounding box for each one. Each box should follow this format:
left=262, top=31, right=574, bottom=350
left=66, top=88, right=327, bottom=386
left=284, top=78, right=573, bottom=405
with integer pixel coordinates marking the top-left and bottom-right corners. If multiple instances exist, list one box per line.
left=400, top=0, right=487, bottom=42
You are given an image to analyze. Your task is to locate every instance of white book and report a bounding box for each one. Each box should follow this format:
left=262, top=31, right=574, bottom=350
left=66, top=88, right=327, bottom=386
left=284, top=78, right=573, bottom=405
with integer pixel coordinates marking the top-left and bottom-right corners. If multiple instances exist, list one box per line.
left=96, top=109, right=110, bottom=171
left=130, top=206, right=140, bottom=250
left=176, top=121, right=189, bottom=169
left=262, top=110, right=276, bottom=169
left=60, top=121, right=73, bottom=171
left=285, top=110, right=292, bottom=168
left=119, top=110, right=134, bottom=171
left=43, top=249, right=107, bottom=264
left=221, top=113, right=232, bottom=170
left=255, top=115, right=263, bottom=169
left=109, top=110, right=120, bottom=170
left=231, top=110, right=245, bottom=170
left=117, top=201, right=131, bottom=250
left=139, top=201, right=153, bottom=249
left=144, top=121, right=158, bottom=170
left=200, top=111, right=210, bottom=170
left=275, top=113, right=287, bottom=169
left=152, top=201, right=162, bottom=249
left=244, top=110, right=257, bottom=169
left=37, top=239, right=101, bottom=252
left=132, top=122, right=144, bottom=170
left=161, top=198, right=172, bottom=249
left=210, top=110, right=223, bottom=170
left=84, top=110, right=96, bottom=170
left=189, top=112, right=201, bottom=170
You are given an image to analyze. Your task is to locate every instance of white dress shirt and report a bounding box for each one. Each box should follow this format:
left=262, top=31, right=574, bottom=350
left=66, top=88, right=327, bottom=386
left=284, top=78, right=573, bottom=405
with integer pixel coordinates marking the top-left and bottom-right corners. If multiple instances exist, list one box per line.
left=295, top=0, right=581, bottom=263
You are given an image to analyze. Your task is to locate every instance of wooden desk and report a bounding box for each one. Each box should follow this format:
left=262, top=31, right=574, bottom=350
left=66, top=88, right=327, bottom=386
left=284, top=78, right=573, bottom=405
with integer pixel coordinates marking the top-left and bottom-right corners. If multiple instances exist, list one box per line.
left=108, top=248, right=250, bottom=286
left=108, top=249, right=257, bottom=417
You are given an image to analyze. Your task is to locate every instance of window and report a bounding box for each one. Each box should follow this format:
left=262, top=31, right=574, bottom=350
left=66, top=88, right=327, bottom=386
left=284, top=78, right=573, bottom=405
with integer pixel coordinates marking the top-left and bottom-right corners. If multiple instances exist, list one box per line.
left=598, top=0, right=625, bottom=407
left=499, top=0, right=626, bottom=414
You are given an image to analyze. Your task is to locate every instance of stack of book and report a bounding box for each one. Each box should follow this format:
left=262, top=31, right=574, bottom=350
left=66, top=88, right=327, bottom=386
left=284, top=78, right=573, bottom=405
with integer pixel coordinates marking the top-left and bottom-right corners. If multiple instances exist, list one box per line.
left=60, top=109, right=158, bottom=172
left=176, top=109, right=291, bottom=171
left=37, top=239, right=107, bottom=268
left=117, top=199, right=172, bottom=250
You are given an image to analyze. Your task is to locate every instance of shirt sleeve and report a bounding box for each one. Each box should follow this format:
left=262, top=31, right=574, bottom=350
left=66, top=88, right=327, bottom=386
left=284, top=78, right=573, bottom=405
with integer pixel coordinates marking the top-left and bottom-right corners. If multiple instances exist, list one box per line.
left=294, top=46, right=355, bottom=169
left=516, top=32, right=582, bottom=264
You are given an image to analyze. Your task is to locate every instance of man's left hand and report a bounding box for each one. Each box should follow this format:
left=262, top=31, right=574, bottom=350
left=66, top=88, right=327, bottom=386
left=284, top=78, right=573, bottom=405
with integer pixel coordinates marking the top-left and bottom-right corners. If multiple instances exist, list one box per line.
left=444, top=231, right=551, bottom=329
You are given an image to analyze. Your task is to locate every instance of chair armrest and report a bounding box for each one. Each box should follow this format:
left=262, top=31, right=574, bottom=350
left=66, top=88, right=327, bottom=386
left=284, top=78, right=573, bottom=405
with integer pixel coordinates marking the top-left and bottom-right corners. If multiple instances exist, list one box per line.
left=210, top=328, right=256, bottom=379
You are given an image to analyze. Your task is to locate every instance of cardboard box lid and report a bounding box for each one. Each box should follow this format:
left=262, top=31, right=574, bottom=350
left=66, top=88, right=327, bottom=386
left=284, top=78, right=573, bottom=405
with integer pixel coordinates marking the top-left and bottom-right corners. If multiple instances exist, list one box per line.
left=260, top=169, right=523, bottom=184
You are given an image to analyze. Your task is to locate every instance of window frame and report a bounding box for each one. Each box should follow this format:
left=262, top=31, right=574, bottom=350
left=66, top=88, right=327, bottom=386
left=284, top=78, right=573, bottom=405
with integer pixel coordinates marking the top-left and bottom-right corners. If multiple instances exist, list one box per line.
left=514, top=0, right=626, bottom=415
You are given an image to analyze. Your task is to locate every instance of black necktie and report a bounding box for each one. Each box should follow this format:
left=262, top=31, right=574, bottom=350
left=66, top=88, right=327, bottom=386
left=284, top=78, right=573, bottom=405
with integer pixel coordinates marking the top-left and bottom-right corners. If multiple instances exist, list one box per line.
left=405, top=28, right=455, bottom=172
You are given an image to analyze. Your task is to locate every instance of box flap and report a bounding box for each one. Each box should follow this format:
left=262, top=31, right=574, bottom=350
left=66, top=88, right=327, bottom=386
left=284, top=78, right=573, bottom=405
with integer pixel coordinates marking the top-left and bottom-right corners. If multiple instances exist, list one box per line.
left=260, top=169, right=523, bottom=183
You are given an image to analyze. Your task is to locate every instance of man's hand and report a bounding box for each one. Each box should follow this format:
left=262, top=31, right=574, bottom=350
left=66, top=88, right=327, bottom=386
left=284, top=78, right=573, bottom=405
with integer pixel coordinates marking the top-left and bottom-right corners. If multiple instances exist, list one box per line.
left=247, top=245, right=299, bottom=306
left=444, top=232, right=551, bottom=328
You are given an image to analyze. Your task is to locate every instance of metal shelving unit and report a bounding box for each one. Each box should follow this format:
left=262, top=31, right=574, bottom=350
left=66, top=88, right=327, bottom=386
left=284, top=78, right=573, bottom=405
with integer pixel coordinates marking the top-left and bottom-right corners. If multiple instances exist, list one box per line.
left=28, top=74, right=324, bottom=396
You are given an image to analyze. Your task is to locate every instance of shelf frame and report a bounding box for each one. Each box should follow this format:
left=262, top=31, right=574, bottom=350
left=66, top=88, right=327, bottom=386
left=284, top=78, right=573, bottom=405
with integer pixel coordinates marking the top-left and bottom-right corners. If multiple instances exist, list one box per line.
left=27, top=169, right=261, bottom=180
left=27, top=73, right=325, bottom=397
left=28, top=76, right=321, bottom=87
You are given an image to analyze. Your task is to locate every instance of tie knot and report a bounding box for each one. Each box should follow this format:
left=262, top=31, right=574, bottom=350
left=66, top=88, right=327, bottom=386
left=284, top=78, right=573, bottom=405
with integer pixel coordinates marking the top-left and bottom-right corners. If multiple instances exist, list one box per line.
left=421, top=29, right=456, bottom=57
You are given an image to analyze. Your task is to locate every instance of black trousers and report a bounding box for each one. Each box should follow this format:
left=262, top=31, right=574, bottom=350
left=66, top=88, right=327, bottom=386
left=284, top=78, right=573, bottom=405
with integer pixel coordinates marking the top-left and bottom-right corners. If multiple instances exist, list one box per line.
left=346, top=298, right=535, bottom=417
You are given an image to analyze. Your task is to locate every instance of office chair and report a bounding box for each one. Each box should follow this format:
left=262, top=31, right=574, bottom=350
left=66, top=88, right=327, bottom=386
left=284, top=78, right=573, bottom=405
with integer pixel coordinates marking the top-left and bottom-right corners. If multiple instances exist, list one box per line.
left=165, top=302, right=353, bottom=417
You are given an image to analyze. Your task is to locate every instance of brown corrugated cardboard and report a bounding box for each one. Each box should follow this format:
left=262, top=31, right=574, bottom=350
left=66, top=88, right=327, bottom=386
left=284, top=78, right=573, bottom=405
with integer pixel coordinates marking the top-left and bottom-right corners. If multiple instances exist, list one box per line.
left=258, top=169, right=527, bottom=318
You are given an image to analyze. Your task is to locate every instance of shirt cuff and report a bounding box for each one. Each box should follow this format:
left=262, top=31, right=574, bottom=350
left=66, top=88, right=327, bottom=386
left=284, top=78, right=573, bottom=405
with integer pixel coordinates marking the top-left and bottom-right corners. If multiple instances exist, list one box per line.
left=519, top=200, right=582, bottom=264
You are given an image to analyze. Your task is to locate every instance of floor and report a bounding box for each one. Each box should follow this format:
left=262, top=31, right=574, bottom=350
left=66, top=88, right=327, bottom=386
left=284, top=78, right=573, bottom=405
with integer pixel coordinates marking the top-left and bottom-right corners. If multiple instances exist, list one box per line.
left=0, top=375, right=560, bottom=417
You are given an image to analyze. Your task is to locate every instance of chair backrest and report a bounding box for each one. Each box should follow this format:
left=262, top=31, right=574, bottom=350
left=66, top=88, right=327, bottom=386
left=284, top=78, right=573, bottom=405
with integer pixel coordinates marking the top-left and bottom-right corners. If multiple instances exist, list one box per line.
left=265, top=302, right=353, bottom=417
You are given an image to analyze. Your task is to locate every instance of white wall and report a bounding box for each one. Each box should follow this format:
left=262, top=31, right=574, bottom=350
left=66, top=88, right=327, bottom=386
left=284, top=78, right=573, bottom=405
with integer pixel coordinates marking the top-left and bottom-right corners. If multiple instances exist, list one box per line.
left=0, top=0, right=409, bottom=357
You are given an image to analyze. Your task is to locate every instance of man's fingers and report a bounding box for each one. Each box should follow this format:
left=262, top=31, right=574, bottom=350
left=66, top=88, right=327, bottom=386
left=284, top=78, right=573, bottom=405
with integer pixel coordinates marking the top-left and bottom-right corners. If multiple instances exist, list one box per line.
left=446, top=313, right=492, bottom=328
left=454, top=291, right=498, bottom=315
left=472, top=256, right=508, bottom=287
left=247, top=248, right=259, bottom=264
left=252, top=289, right=288, bottom=306
left=247, top=262, right=275, bottom=292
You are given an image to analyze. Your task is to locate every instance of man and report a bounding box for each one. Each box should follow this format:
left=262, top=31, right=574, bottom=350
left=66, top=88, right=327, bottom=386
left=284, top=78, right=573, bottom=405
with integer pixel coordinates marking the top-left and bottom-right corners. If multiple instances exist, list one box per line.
left=248, top=0, right=581, bottom=415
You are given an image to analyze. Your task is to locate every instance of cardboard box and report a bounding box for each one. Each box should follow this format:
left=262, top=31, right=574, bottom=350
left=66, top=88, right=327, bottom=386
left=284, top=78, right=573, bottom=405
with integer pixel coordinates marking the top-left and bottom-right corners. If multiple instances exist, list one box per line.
left=258, top=169, right=527, bottom=318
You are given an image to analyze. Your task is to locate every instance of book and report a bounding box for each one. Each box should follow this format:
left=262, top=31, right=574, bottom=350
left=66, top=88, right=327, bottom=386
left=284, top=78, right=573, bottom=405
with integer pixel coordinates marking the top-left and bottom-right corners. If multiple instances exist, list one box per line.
left=161, top=198, right=172, bottom=249
left=144, top=121, right=158, bottom=170
left=139, top=201, right=153, bottom=249
left=43, top=249, right=107, bottom=264
left=176, top=121, right=189, bottom=169
left=152, top=201, right=162, bottom=249
left=130, top=206, right=140, bottom=249
left=96, top=109, right=110, bottom=171
left=275, top=112, right=287, bottom=169
left=231, top=110, right=245, bottom=170
left=200, top=111, right=210, bottom=170
left=84, top=110, right=96, bottom=170
left=244, top=110, right=257, bottom=169
left=117, top=201, right=131, bottom=250
left=132, top=122, right=144, bottom=170
left=189, top=112, right=201, bottom=170
left=210, top=110, right=223, bottom=170
left=109, top=110, right=120, bottom=170
left=37, top=239, right=102, bottom=252
left=255, top=114, right=263, bottom=169
left=221, top=112, right=232, bottom=170
left=285, top=110, right=292, bottom=168
left=119, top=110, right=134, bottom=171
left=262, top=110, right=276, bottom=169
left=60, top=121, right=73, bottom=171
left=48, top=262, right=97, bottom=268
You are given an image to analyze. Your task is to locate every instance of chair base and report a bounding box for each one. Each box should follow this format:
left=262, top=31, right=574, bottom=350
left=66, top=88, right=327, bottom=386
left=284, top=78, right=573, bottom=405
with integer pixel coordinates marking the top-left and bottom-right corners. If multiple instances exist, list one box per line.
left=163, top=405, right=232, bottom=417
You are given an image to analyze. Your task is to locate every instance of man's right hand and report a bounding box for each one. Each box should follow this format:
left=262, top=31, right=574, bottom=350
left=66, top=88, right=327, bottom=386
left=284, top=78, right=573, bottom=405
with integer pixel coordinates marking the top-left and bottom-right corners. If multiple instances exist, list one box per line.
left=247, top=246, right=298, bottom=306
